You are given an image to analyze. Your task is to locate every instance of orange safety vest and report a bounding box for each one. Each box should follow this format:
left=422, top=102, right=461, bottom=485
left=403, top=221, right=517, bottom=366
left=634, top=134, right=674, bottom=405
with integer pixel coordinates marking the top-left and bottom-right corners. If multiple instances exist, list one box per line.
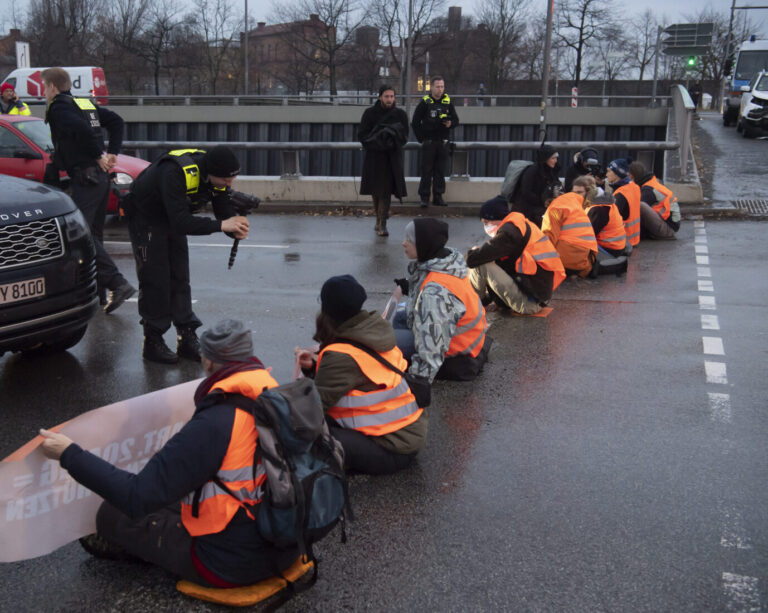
left=318, top=343, right=423, bottom=434
left=181, top=369, right=279, bottom=537
left=614, top=182, right=641, bottom=246
left=586, top=203, right=627, bottom=252
left=642, top=176, right=675, bottom=221
left=499, top=211, right=566, bottom=291
left=420, top=271, right=487, bottom=359
left=546, top=192, right=598, bottom=253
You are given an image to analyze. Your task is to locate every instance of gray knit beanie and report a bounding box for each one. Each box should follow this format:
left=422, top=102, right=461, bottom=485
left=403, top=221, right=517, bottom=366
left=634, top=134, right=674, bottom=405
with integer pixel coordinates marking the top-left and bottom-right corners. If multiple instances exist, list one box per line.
left=199, top=319, right=253, bottom=363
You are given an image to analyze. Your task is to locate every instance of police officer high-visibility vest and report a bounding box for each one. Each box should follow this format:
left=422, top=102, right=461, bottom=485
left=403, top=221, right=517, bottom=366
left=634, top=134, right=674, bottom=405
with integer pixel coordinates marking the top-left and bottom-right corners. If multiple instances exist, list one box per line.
left=317, top=343, right=423, bottom=433
left=614, top=181, right=641, bottom=246
left=163, top=149, right=207, bottom=195
left=586, top=202, right=627, bottom=252
left=180, top=368, right=278, bottom=537
left=420, top=271, right=487, bottom=359
left=641, top=176, right=675, bottom=221
left=498, top=211, right=566, bottom=291
left=545, top=192, right=598, bottom=253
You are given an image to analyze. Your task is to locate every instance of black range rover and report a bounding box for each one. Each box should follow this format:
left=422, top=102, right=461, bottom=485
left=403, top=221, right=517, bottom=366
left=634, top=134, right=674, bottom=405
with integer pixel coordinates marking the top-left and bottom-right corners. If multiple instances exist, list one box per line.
left=0, top=175, right=97, bottom=356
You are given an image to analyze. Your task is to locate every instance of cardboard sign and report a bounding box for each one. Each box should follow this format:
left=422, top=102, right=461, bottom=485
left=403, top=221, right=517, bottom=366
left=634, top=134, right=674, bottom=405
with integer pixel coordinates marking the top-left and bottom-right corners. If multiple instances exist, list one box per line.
left=0, top=379, right=201, bottom=563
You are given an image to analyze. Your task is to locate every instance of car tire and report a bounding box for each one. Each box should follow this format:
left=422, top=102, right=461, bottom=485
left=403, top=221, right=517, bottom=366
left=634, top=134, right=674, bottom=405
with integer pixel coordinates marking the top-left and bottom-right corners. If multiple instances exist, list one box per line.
left=21, top=325, right=88, bottom=356
left=742, top=124, right=755, bottom=138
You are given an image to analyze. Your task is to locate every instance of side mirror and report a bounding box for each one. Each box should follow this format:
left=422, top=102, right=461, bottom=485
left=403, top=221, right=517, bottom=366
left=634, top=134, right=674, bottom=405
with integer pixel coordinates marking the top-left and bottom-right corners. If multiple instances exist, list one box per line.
left=740, top=85, right=751, bottom=93
left=13, top=149, right=43, bottom=160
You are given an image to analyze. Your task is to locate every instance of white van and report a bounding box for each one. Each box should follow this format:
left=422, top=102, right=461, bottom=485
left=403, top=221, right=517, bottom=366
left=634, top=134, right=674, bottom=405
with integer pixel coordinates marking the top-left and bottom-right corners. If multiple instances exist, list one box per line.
left=0, top=66, right=109, bottom=104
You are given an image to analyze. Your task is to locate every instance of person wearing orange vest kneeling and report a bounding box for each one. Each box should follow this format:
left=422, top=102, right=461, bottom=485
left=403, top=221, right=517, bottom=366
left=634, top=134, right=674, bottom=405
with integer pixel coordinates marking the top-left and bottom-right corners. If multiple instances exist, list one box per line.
left=542, top=188, right=599, bottom=277
left=297, top=275, right=427, bottom=475
left=392, top=218, right=492, bottom=382
left=629, top=161, right=680, bottom=240
left=39, top=319, right=299, bottom=588
left=466, top=197, right=566, bottom=315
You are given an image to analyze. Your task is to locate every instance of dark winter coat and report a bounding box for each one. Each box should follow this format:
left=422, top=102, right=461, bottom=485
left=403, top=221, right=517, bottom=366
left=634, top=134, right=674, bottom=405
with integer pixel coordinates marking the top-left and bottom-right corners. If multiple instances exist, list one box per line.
left=358, top=101, right=408, bottom=198
left=511, top=145, right=562, bottom=227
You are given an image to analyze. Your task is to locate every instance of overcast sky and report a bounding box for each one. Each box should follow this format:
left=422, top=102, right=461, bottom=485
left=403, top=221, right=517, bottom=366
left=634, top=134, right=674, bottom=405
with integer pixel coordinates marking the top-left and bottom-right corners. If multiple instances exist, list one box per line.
left=0, top=0, right=764, bottom=49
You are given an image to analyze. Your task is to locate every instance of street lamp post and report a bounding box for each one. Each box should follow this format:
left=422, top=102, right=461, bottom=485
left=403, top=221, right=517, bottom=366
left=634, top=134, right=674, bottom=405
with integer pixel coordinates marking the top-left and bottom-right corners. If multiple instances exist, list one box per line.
left=244, top=0, right=249, bottom=95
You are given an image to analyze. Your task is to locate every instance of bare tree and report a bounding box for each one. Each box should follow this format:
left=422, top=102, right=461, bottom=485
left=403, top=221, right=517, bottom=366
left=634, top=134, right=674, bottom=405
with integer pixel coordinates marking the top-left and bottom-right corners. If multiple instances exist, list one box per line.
left=475, top=0, right=529, bottom=93
left=627, top=10, right=658, bottom=81
left=191, top=0, right=239, bottom=95
left=554, top=0, right=611, bottom=87
left=136, top=0, right=181, bottom=94
left=517, top=19, right=547, bottom=81
left=25, top=0, right=106, bottom=65
left=592, top=25, right=631, bottom=96
left=272, top=0, right=366, bottom=96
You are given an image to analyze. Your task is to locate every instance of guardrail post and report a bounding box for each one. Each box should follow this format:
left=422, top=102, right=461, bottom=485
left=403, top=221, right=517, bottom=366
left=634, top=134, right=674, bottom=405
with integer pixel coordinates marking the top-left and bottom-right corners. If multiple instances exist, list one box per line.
left=450, top=150, right=470, bottom=180
left=281, top=151, right=302, bottom=179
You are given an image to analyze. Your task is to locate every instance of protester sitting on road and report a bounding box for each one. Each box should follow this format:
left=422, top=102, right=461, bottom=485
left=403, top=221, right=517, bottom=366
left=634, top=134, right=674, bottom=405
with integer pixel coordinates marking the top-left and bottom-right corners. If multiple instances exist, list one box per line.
left=296, top=275, right=427, bottom=475
left=563, top=147, right=603, bottom=193
left=605, top=158, right=642, bottom=248
left=629, top=161, right=680, bottom=240
left=576, top=176, right=631, bottom=258
left=39, top=319, right=299, bottom=588
left=542, top=185, right=599, bottom=277
left=510, top=144, right=562, bottom=227
left=392, top=218, right=492, bottom=382
left=466, top=196, right=565, bottom=315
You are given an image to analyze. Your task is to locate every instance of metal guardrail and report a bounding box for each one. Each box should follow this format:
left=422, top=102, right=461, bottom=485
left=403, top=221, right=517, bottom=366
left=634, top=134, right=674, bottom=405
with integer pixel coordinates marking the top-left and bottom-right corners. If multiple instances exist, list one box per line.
left=669, top=85, right=695, bottom=182
left=123, top=139, right=679, bottom=179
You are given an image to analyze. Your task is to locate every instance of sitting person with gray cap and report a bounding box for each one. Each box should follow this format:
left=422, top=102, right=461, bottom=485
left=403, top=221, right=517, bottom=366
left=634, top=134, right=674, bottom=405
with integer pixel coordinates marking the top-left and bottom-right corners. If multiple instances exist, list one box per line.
left=296, top=275, right=427, bottom=474
left=393, top=218, right=492, bottom=382
left=39, top=319, right=299, bottom=588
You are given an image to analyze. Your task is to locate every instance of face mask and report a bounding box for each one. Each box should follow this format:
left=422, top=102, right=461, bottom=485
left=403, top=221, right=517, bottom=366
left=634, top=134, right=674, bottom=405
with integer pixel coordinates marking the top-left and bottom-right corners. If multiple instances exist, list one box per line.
left=483, top=222, right=499, bottom=237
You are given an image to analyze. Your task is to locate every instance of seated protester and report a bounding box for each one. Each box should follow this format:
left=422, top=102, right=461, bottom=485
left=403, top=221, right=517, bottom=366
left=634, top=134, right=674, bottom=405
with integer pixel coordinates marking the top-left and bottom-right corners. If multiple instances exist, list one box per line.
left=577, top=176, right=631, bottom=257
left=564, top=147, right=602, bottom=193
left=511, top=145, right=562, bottom=227
left=629, top=160, right=680, bottom=240
left=541, top=187, right=598, bottom=278
left=298, top=275, right=427, bottom=475
left=605, top=158, right=641, bottom=248
left=392, top=218, right=492, bottom=382
left=466, top=196, right=565, bottom=315
left=39, top=319, right=299, bottom=588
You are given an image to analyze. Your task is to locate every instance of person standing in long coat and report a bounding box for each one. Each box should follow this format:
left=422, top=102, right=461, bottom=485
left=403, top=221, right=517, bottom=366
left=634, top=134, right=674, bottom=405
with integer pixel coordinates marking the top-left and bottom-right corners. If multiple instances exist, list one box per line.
left=358, top=85, right=409, bottom=237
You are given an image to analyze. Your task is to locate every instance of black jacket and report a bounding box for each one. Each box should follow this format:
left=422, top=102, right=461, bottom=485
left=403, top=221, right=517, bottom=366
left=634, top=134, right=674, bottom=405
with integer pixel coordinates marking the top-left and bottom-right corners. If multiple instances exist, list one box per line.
left=129, top=151, right=235, bottom=235
left=465, top=220, right=555, bottom=304
left=411, top=94, right=459, bottom=142
left=511, top=147, right=562, bottom=227
left=45, top=91, right=123, bottom=174
left=358, top=102, right=408, bottom=198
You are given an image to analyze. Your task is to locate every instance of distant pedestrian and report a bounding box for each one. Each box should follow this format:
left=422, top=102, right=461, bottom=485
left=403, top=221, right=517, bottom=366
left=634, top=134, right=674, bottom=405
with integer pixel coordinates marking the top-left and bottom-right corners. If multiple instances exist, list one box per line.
left=511, top=144, right=562, bottom=227
left=411, top=76, right=459, bottom=208
left=0, top=83, right=31, bottom=115
left=688, top=80, right=702, bottom=109
left=358, top=85, right=409, bottom=237
left=476, top=83, right=486, bottom=107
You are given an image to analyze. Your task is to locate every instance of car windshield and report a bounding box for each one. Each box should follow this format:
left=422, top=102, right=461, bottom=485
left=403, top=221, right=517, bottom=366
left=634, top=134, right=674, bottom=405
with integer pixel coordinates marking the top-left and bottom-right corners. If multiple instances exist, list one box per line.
left=756, top=75, right=768, bottom=92
left=736, top=51, right=768, bottom=81
left=13, top=120, right=54, bottom=153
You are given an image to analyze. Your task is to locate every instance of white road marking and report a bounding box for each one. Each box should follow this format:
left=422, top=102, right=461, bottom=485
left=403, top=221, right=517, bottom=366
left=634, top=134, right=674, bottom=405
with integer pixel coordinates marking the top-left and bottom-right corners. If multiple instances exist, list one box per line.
left=720, top=506, right=752, bottom=549
left=694, top=220, right=706, bottom=228
left=696, top=255, right=710, bottom=265
left=705, top=361, right=728, bottom=385
left=695, top=235, right=708, bottom=243
left=701, top=314, right=720, bottom=330
left=695, top=227, right=706, bottom=235
left=703, top=336, right=725, bottom=355
left=105, top=241, right=289, bottom=249
left=698, top=267, right=712, bottom=277
left=699, top=295, right=717, bottom=310
left=708, top=392, right=732, bottom=424
left=695, top=244, right=709, bottom=254
left=721, top=572, right=760, bottom=612
left=698, top=280, right=714, bottom=292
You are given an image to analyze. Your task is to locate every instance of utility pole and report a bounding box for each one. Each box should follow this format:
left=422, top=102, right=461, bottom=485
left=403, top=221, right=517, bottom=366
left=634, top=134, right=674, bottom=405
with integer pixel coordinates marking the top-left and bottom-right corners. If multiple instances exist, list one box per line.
left=244, top=0, right=249, bottom=95
left=539, top=0, right=554, bottom=141
left=405, top=0, right=414, bottom=117
left=650, top=25, right=662, bottom=107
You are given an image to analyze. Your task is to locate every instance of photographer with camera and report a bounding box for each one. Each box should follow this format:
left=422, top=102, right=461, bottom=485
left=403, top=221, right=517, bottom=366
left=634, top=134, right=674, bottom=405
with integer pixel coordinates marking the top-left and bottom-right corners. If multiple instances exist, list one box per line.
left=564, top=147, right=605, bottom=193
left=126, top=146, right=252, bottom=364
left=411, top=76, right=459, bottom=208
left=42, top=67, right=136, bottom=315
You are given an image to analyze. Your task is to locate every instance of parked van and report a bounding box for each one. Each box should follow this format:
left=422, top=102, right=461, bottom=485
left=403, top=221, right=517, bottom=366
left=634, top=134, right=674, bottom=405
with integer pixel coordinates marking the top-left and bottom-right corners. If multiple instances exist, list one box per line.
left=0, top=66, right=108, bottom=105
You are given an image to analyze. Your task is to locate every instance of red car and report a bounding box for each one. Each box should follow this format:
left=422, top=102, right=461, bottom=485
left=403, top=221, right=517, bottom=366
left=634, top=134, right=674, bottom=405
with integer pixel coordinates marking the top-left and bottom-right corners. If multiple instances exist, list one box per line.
left=0, top=115, right=148, bottom=214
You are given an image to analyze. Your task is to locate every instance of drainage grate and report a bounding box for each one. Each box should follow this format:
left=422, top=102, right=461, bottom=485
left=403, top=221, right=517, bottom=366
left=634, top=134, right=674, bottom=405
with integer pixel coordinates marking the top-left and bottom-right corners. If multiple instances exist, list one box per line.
left=733, top=199, right=768, bottom=215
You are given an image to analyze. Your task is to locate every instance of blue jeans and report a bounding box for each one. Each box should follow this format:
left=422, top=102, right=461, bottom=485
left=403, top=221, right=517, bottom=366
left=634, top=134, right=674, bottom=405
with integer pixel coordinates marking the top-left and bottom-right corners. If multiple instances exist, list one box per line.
left=392, top=309, right=415, bottom=362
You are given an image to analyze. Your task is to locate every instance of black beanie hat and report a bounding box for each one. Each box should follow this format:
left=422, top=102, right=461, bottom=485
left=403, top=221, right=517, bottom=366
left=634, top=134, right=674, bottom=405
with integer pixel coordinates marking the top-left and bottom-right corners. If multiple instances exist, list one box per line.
left=480, top=195, right=509, bottom=220
left=204, top=146, right=240, bottom=178
left=537, top=144, right=558, bottom=164
left=413, top=218, right=450, bottom=262
left=320, top=275, right=367, bottom=324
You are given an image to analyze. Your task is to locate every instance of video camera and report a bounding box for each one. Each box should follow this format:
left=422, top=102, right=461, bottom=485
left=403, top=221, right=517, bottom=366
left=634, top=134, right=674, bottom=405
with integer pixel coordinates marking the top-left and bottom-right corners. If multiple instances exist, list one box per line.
left=587, top=163, right=606, bottom=180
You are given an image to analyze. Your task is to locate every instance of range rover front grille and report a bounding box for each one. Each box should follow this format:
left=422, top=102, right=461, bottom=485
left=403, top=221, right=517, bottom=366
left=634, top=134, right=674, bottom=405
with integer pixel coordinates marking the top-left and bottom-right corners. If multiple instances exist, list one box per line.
left=0, top=218, right=65, bottom=270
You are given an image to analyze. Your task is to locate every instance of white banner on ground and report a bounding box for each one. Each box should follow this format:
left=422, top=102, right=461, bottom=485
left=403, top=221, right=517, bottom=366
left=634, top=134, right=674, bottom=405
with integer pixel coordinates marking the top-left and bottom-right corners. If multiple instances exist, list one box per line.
left=0, top=379, right=202, bottom=563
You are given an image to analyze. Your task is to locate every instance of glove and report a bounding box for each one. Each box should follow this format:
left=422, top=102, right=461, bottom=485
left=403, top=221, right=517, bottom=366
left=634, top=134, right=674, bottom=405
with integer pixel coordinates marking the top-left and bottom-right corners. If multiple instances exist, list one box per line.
left=394, top=278, right=409, bottom=295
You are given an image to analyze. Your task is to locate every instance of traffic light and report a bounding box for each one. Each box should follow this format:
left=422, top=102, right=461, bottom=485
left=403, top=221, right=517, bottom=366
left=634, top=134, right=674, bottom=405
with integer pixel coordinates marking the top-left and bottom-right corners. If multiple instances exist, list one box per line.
left=686, top=56, right=696, bottom=68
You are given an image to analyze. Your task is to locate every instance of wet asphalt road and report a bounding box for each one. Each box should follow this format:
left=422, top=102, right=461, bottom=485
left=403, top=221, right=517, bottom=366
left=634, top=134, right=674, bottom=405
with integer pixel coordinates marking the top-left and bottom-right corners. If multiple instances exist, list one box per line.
left=1, top=213, right=768, bottom=612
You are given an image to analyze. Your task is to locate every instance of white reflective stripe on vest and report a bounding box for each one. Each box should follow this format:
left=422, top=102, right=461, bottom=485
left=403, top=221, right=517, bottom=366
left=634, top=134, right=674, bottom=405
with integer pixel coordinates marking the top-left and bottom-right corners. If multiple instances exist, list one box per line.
left=561, top=222, right=592, bottom=230
left=333, top=398, right=420, bottom=429
left=599, top=235, right=626, bottom=243
left=334, top=379, right=411, bottom=409
left=454, top=297, right=485, bottom=336
left=181, top=465, right=264, bottom=505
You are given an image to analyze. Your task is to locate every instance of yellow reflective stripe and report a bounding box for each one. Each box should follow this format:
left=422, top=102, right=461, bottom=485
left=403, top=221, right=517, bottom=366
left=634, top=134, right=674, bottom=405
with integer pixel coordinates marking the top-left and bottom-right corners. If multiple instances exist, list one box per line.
left=73, top=98, right=96, bottom=111
left=169, top=148, right=206, bottom=156
left=442, top=94, right=450, bottom=103
left=333, top=399, right=420, bottom=429
left=181, top=165, right=200, bottom=194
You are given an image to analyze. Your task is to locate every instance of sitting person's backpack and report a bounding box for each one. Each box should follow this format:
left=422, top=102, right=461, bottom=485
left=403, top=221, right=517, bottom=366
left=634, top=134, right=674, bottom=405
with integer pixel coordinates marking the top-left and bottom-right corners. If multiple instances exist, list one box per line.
left=500, top=159, right=534, bottom=202
left=203, top=378, right=351, bottom=584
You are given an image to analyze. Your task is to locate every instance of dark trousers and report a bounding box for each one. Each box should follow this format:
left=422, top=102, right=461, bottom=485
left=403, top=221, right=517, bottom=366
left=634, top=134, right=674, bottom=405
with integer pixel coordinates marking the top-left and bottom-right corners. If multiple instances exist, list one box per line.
left=96, top=502, right=208, bottom=584
left=71, top=169, right=125, bottom=292
left=128, top=217, right=201, bottom=334
left=372, top=194, right=391, bottom=230
left=329, top=425, right=415, bottom=475
left=418, top=139, right=449, bottom=200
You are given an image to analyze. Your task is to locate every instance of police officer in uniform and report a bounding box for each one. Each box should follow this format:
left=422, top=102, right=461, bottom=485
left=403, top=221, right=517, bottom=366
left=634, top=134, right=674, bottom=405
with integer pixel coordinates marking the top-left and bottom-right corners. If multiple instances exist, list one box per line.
left=41, top=67, right=135, bottom=314
left=411, top=76, right=459, bottom=208
left=125, top=147, right=250, bottom=364
left=0, top=83, right=31, bottom=115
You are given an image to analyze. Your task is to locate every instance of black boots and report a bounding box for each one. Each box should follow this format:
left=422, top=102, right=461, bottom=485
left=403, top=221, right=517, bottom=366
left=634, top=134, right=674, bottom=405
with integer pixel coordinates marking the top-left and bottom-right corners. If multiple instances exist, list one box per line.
left=104, top=282, right=136, bottom=314
left=433, top=194, right=447, bottom=206
left=143, top=330, right=178, bottom=364
left=177, top=327, right=201, bottom=361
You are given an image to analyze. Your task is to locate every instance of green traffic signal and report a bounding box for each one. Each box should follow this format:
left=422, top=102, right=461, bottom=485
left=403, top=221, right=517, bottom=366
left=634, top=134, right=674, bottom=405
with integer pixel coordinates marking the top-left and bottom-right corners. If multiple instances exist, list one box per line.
left=687, top=56, right=696, bottom=67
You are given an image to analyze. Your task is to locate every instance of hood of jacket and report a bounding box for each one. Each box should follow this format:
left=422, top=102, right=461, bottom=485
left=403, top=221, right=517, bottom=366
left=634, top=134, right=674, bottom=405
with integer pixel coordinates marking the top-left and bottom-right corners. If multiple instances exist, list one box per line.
left=332, top=309, right=397, bottom=354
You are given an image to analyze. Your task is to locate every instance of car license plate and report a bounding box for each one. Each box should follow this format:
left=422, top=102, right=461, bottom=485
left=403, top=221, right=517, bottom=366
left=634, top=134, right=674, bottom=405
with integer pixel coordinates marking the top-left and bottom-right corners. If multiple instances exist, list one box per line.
left=0, top=277, right=46, bottom=305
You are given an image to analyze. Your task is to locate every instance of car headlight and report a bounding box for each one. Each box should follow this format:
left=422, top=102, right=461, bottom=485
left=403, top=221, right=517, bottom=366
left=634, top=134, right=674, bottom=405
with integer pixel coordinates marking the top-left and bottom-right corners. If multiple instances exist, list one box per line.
left=112, top=172, right=133, bottom=186
left=61, top=209, right=91, bottom=242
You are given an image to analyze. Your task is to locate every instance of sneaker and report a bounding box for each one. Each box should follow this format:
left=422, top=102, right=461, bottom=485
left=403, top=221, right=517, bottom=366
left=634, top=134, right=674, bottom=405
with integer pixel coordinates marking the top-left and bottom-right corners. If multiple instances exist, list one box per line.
left=104, top=282, right=136, bottom=314
left=143, top=334, right=179, bottom=364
